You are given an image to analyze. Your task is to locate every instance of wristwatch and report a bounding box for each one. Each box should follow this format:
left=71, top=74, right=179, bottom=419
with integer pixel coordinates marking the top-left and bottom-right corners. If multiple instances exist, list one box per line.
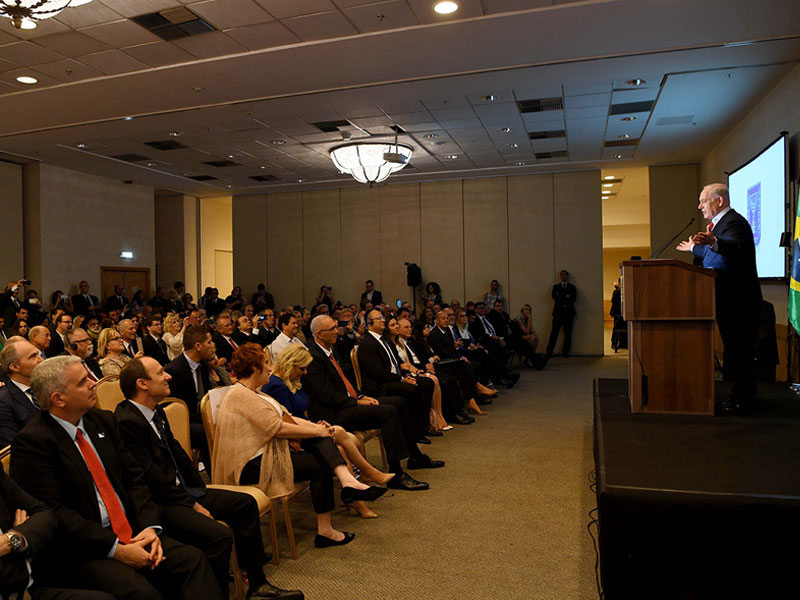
left=5, top=531, right=24, bottom=552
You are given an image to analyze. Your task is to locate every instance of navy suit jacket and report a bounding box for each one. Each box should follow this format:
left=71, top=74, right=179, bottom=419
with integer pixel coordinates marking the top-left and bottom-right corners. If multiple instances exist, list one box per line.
left=0, top=381, right=40, bottom=448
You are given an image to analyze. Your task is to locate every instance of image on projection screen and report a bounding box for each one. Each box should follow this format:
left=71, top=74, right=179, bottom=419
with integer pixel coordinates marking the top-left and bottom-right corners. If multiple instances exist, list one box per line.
left=728, top=136, right=786, bottom=279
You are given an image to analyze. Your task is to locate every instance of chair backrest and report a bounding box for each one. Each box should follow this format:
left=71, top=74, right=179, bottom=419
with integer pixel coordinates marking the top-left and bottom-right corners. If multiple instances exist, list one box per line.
left=160, top=397, right=192, bottom=457
left=0, top=445, right=9, bottom=474
left=350, top=347, right=362, bottom=391
left=207, top=385, right=232, bottom=425
left=95, top=376, right=125, bottom=411
left=200, top=393, right=216, bottom=456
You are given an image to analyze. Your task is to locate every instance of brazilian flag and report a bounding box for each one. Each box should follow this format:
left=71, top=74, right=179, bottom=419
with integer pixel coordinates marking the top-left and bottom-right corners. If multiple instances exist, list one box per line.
left=791, top=189, right=800, bottom=333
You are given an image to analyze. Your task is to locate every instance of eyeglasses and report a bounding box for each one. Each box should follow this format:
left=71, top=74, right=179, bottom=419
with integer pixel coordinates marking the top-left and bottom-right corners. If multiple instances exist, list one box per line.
left=74, top=338, right=91, bottom=344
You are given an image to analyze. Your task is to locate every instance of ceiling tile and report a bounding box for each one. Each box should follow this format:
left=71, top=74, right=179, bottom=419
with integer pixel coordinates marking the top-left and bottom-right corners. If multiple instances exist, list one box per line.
left=189, top=0, right=274, bottom=29
left=531, top=138, right=567, bottom=153
left=564, top=93, right=611, bottom=109
left=121, top=41, right=196, bottom=67
left=0, top=30, right=21, bottom=46
left=525, top=118, right=566, bottom=132
left=400, top=121, right=440, bottom=132
left=332, top=0, right=383, bottom=6
left=8, top=18, right=70, bottom=40
left=467, top=90, right=515, bottom=105
left=0, top=57, right=16, bottom=72
left=564, top=105, right=607, bottom=119
left=406, top=0, right=485, bottom=24
left=98, top=0, right=182, bottom=18
left=391, top=111, right=433, bottom=124
left=522, top=110, right=565, bottom=126
left=563, top=80, right=612, bottom=96
left=430, top=106, right=476, bottom=121
left=29, top=58, right=104, bottom=82
left=55, top=2, right=125, bottom=28
left=255, top=0, right=336, bottom=19
left=0, top=80, right=22, bottom=95
left=513, top=85, right=563, bottom=100
left=78, top=49, right=149, bottom=74
left=0, top=67, right=61, bottom=89
left=171, top=31, right=248, bottom=58
left=341, top=1, right=418, bottom=33
left=472, top=102, right=518, bottom=118
left=80, top=20, right=162, bottom=48
left=483, top=0, right=551, bottom=14
left=282, top=10, right=358, bottom=41
left=611, top=88, right=659, bottom=104
left=0, top=42, right=65, bottom=67
left=438, top=117, right=481, bottom=129
left=222, top=21, right=300, bottom=50
left=35, top=32, right=112, bottom=57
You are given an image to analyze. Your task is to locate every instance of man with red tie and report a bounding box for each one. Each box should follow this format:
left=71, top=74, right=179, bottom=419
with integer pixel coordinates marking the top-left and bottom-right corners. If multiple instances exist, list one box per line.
left=9, top=355, right=223, bottom=600
left=210, top=315, right=239, bottom=365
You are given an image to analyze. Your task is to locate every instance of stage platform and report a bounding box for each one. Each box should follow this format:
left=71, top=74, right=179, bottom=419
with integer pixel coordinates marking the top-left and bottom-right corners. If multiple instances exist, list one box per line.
left=593, top=378, right=800, bottom=599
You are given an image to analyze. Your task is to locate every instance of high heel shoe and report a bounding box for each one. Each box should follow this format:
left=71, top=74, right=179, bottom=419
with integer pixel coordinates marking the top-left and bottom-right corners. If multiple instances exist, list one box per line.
left=345, top=502, right=377, bottom=519
left=315, top=531, right=355, bottom=548
left=477, top=384, right=498, bottom=398
left=467, top=399, right=488, bottom=416
left=340, top=485, right=387, bottom=504
left=361, top=472, right=396, bottom=486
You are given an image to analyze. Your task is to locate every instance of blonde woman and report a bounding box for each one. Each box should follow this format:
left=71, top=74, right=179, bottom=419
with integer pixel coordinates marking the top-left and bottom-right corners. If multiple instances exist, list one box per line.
left=163, top=313, right=188, bottom=361
left=263, top=344, right=394, bottom=518
left=97, top=327, right=130, bottom=377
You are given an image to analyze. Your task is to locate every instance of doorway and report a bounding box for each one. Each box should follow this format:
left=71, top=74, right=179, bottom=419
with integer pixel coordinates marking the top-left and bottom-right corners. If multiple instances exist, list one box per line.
left=100, top=267, right=151, bottom=307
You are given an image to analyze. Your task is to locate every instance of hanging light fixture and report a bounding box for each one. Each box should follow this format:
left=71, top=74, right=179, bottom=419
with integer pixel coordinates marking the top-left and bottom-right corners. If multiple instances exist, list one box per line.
left=329, top=141, right=413, bottom=186
left=1, top=0, right=91, bottom=30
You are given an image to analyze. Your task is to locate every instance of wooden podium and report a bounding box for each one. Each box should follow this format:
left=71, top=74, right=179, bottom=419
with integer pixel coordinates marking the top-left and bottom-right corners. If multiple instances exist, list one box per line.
left=621, top=260, right=715, bottom=415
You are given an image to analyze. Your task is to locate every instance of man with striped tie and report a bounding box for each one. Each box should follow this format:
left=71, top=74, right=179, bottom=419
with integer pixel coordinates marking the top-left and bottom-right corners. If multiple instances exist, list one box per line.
left=0, top=339, right=43, bottom=447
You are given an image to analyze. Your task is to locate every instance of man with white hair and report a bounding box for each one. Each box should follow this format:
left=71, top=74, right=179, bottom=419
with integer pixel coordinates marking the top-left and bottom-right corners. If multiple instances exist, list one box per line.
left=65, top=328, right=103, bottom=381
left=0, top=339, right=43, bottom=446
left=29, top=325, right=51, bottom=359
left=10, top=356, right=224, bottom=599
left=117, top=319, right=142, bottom=359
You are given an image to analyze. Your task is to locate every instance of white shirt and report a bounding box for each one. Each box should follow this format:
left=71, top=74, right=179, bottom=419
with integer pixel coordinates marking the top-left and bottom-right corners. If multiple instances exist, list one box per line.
left=269, top=332, right=305, bottom=358
left=369, top=330, right=399, bottom=374
left=10, top=378, right=37, bottom=407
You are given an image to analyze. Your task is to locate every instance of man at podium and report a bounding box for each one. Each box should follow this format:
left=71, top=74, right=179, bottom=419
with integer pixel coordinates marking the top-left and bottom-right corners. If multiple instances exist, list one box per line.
left=676, top=183, right=762, bottom=412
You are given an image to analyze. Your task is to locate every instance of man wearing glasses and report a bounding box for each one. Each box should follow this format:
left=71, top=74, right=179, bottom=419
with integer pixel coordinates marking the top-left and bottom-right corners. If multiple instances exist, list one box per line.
left=47, top=314, right=73, bottom=358
left=65, top=328, right=104, bottom=381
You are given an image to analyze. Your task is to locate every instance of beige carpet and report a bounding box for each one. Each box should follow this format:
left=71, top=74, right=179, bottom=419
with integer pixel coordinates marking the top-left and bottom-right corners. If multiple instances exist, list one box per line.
left=261, top=356, right=628, bottom=600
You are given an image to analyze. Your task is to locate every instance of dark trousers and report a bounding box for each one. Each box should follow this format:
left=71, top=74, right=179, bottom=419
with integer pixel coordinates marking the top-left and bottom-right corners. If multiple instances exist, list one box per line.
left=378, top=381, right=430, bottom=438
left=546, top=313, right=574, bottom=356
left=57, top=535, right=222, bottom=600
left=718, top=311, right=758, bottom=401
left=433, top=371, right=466, bottom=420
left=31, top=589, right=115, bottom=600
left=331, top=400, right=411, bottom=466
left=462, top=349, right=503, bottom=383
left=436, top=360, right=476, bottom=402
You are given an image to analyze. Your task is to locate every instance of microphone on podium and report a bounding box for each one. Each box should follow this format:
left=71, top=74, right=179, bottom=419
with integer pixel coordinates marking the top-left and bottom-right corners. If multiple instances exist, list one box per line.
left=649, top=217, right=696, bottom=260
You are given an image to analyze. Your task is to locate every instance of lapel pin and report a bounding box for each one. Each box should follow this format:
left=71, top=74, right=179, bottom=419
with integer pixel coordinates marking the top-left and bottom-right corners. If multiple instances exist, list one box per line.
left=98, top=432, right=105, bottom=438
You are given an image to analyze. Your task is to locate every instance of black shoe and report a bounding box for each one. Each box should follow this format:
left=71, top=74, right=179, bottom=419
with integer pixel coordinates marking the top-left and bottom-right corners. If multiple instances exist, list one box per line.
left=407, top=454, right=445, bottom=469
left=454, top=412, right=474, bottom=425
left=715, top=396, right=753, bottom=415
left=501, top=378, right=517, bottom=389
left=386, top=472, right=429, bottom=491
left=314, top=531, right=355, bottom=548
left=425, top=429, right=443, bottom=437
left=340, top=485, right=387, bottom=504
left=476, top=396, right=493, bottom=406
left=416, top=436, right=431, bottom=444
left=247, top=582, right=305, bottom=599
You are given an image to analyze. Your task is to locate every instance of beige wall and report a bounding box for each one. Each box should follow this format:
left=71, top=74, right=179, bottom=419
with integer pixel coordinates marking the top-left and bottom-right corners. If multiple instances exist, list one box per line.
left=23, top=163, right=155, bottom=299
left=648, top=164, right=701, bottom=262
left=199, top=196, right=233, bottom=295
left=0, top=161, right=24, bottom=285
left=154, top=194, right=201, bottom=299
left=233, top=171, right=604, bottom=355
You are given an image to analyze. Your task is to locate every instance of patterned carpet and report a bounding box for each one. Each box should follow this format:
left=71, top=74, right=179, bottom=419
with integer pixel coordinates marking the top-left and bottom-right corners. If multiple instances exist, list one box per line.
left=256, top=355, right=628, bottom=600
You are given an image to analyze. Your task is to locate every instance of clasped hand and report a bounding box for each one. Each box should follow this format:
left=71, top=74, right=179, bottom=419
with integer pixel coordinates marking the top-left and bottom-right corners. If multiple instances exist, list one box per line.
left=114, top=528, right=164, bottom=570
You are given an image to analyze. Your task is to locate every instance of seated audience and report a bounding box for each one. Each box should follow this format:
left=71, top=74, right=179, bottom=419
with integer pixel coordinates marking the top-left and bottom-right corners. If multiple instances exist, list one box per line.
left=28, top=325, right=51, bottom=359
left=213, top=344, right=386, bottom=548
left=423, top=282, right=443, bottom=306
left=225, top=287, right=245, bottom=313
left=268, top=313, right=306, bottom=358
left=104, top=284, right=128, bottom=313
left=65, top=329, right=103, bottom=381
left=515, top=303, right=540, bottom=355
left=255, top=309, right=279, bottom=347
left=141, top=317, right=169, bottom=366
left=359, top=280, right=382, bottom=310
left=162, top=313, right=188, bottom=361
left=115, top=358, right=303, bottom=600
left=11, top=355, right=224, bottom=599
left=211, top=315, right=239, bottom=365
left=251, top=284, right=275, bottom=312
left=0, top=340, right=43, bottom=447
left=117, top=319, right=143, bottom=359
left=47, top=314, right=72, bottom=358
left=97, top=328, right=131, bottom=378
left=10, top=318, right=28, bottom=339
left=130, top=290, right=147, bottom=313
left=488, top=300, right=545, bottom=369
left=70, top=281, right=100, bottom=317
left=206, top=353, right=233, bottom=389
left=233, top=315, right=258, bottom=346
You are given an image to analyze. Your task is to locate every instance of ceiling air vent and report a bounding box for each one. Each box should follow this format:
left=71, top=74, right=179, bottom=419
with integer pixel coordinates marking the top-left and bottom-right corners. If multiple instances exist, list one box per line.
left=517, top=97, right=564, bottom=113
left=249, top=174, right=279, bottom=182
left=204, top=160, right=240, bottom=167
left=609, top=101, right=654, bottom=116
left=132, top=7, right=215, bottom=41
left=535, top=151, right=568, bottom=160
left=529, top=130, right=566, bottom=140
left=188, top=175, right=217, bottom=181
left=311, top=120, right=351, bottom=133
left=603, top=139, right=640, bottom=147
left=145, top=140, right=187, bottom=151
left=388, top=125, right=406, bottom=134
left=112, top=153, right=150, bottom=162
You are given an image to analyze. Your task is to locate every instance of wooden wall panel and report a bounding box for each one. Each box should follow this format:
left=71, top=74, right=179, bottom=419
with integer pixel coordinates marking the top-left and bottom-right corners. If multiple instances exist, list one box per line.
left=340, top=186, right=381, bottom=306
left=553, top=170, right=603, bottom=355
left=380, top=183, right=421, bottom=306
left=420, top=180, right=464, bottom=305
left=302, top=189, right=341, bottom=307
left=266, top=192, right=303, bottom=309
left=463, top=177, right=509, bottom=304
left=508, top=174, right=555, bottom=337
left=232, top=193, right=268, bottom=299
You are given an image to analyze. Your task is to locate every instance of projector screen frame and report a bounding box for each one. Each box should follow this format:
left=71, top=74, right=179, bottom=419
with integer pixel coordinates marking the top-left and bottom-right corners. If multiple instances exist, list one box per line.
left=726, top=132, right=789, bottom=282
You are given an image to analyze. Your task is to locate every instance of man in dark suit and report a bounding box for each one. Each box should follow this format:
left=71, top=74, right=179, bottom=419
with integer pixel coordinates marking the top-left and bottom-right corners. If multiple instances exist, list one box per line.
left=115, top=358, right=303, bottom=600
left=10, top=355, right=223, bottom=600
left=46, top=314, right=72, bottom=358
left=357, top=310, right=435, bottom=442
left=545, top=270, right=577, bottom=357
left=117, top=319, right=143, bottom=359
left=65, top=329, right=103, bottom=381
left=0, top=340, right=43, bottom=447
left=104, top=285, right=129, bottom=313
left=211, top=315, right=239, bottom=365
left=164, top=325, right=214, bottom=467
left=1, top=280, right=26, bottom=325
left=359, top=280, right=383, bottom=310
left=70, top=281, right=100, bottom=317
left=141, top=317, right=169, bottom=366
left=303, top=315, right=438, bottom=489
left=251, top=284, right=275, bottom=312
left=677, top=183, right=762, bottom=411
left=488, top=300, right=545, bottom=369
left=254, top=309, right=279, bottom=347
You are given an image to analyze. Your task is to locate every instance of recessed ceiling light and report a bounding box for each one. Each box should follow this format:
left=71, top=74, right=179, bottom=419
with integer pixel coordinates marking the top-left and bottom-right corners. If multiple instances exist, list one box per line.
left=146, top=162, right=157, bottom=167
left=603, top=183, right=613, bottom=188
left=515, top=161, right=527, bottom=166
left=614, top=154, right=623, bottom=159
left=444, top=154, right=459, bottom=160
left=168, top=131, right=183, bottom=137
left=603, top=175, right=615, bottom=180
left=423, top=133, right=439, bottom=139
left=271, top=140, right=286, bottom=145
left=617, top=134, right=631, bottom=139
left=482, top=95, right=496, bottom=103
left=434, top=1, right=459, bottom=14
left=620, top=116, right=637, bottom=122
left=122, top=116, right=134, bottom=121
left=296, top=179, right=303, bottom=183
left=507, top=143, right=518, bottom=148
left=76, top=143, right=86, bottom=149
left=626, top=79, right=646, bottom=86
left=16, top=75, right=38, bottom=85
left=499, top=127, right=513, bottom=133
left=260, top=165, right=267, bottom=169
left=227, top=184, right=232, bottom=189
left=602, top=190, right=612, bottom=194
left=227, top=154, right=237, bottom=159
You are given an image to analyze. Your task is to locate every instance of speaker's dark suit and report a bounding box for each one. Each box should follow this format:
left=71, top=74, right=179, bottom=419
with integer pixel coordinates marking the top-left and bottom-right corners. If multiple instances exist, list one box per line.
left=70, top=294, right=99, bottom=317
left=692, top=208, right=762, bottom=401
left=0, top=381, right=40, bottom=447
left=303, top=342, right=412, bottom=469
left=164, top=355, right=211, bottom=466
left=359, top=290, right=383, bottom=309
left=142, top=335, right=169, bottom=366
left=10, top=409, right=221, bottom=599
left=104, top=295, right=128, bottom=313
left=115, top=401, right=267, bottom=596
left=546, top=282, right=577, bottom=356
